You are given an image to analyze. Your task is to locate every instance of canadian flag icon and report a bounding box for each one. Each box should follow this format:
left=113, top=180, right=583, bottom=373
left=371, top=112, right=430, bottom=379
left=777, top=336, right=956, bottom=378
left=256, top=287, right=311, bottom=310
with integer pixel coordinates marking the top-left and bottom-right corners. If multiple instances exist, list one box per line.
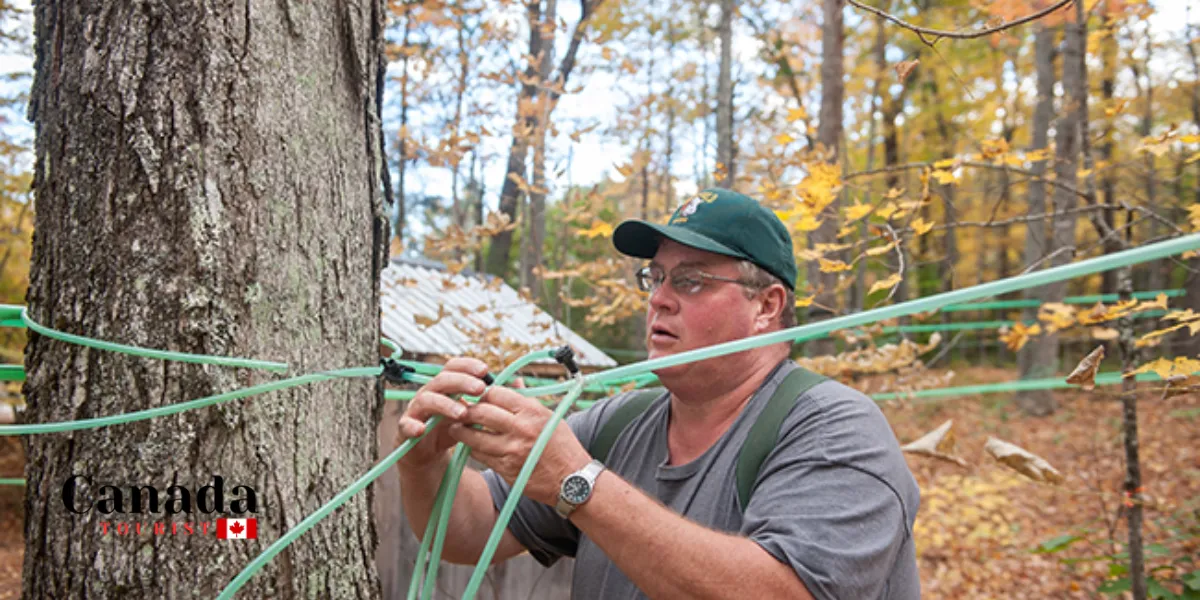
left=217, top=518, right=257, bottom=540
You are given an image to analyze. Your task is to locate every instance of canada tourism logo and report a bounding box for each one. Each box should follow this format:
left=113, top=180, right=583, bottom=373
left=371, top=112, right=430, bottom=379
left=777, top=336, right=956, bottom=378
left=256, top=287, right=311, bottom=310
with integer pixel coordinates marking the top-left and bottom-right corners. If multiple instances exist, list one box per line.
left=61, top=475, right=260, bottom=539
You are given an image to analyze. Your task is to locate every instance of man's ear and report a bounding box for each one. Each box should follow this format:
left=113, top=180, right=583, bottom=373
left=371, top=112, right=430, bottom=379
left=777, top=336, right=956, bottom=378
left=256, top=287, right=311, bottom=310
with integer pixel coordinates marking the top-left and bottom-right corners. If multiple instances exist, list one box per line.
left=755, top=285, right=788, bottom=332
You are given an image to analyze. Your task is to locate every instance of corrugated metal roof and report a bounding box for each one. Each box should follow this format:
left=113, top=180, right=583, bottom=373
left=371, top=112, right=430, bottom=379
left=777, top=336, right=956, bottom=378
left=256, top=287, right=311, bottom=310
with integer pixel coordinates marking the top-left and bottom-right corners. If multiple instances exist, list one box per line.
left=381, top=259, right=617, bottom=368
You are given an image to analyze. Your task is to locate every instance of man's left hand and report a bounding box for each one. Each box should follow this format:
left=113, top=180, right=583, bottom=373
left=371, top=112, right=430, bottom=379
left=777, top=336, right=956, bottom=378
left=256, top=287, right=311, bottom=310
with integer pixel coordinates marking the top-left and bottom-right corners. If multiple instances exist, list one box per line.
left=447, top=386, right=592, bottom=506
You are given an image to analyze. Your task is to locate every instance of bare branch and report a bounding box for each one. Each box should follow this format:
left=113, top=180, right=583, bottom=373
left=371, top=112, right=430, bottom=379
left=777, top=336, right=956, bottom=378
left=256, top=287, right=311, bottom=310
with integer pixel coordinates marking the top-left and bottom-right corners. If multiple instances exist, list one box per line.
left=846, top=0, right=1074, bottom=45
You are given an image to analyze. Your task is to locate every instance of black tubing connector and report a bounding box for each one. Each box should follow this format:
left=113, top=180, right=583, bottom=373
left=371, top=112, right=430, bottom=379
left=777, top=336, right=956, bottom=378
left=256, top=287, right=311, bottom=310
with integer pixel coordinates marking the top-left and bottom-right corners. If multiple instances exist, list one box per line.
left=553, top=345, right=580, bottom=376
left=381, top=359, right=415, bottom=384
left=482, top=373, right=495, bottom=385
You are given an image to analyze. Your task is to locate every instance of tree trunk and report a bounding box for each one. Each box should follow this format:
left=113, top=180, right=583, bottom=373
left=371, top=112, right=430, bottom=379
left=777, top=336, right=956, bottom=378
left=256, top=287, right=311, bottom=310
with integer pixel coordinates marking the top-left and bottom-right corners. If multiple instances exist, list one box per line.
left=1016, top=24, right=1057, bottom=415
left=1100, top=11, right=1120, bottom=294
left=395, top=6, right=414, bottom=249
left=1116, top=267, right=1148, bottom=600
left=23, top=2, right=385, bottom=598
left=715, top=0, right=735, bottom=187
left=1183, top=22, right=1200, bottom=358
left=806, top=0, right=844, bottom=355
left=521, top=0, right=558, bottom=300
left=488, top=0, right=599, bottom=279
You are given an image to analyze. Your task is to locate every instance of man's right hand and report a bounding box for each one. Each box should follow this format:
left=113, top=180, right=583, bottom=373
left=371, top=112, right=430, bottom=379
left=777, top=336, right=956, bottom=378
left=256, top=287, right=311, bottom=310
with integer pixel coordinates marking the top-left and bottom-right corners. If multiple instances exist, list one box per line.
left=395, top=357, right=491, bottom=469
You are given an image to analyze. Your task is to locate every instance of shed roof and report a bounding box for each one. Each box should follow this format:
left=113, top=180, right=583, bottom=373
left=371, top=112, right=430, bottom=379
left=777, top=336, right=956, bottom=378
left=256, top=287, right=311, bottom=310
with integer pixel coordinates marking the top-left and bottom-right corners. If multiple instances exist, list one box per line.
left=380, top=258, right=617, bottom=369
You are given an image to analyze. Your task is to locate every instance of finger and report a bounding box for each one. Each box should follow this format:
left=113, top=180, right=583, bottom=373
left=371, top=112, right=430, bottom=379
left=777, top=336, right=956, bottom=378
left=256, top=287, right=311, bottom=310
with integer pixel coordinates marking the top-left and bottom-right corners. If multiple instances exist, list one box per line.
left=407, top=390, right=468, bottom=421
left=423, top=371, right=487, bottom=399
left=396, top=415, right=428, bottom=439
left=510, top=377, right=526, bottom=389
left=480, top=386, right=537, bottom=413
left=463, top=402, right=519, bottom=433
left=440, top=357, right=491, bottom=379
left=448, top=422, right=508, bottom=455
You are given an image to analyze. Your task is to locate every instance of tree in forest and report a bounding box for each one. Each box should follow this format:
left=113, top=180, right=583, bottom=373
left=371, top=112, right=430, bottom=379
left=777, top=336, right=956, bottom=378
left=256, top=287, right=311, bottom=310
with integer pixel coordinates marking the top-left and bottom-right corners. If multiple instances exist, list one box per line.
left=21, top=2, right=386, bottom=597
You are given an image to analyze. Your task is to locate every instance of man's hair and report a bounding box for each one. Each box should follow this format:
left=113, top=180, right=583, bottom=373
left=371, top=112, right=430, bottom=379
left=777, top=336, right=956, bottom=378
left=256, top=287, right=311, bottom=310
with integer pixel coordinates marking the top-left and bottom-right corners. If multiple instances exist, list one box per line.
left=738, top=260, right=797, bottom=330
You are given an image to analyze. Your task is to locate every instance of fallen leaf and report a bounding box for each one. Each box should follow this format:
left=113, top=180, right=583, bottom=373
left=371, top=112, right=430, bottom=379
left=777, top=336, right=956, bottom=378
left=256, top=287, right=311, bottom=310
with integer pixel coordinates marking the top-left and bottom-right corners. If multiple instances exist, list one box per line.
left=794, top=294, right=815, bottom=308
left=1065, top=345, right=1105, bottom=390
left=984, top=437, right=1064, bottom=485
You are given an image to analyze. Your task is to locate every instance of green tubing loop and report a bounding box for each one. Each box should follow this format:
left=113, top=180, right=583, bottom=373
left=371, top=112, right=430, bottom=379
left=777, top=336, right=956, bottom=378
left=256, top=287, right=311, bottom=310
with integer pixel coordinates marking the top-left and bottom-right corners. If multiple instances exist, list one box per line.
left=410, top=349, right=554, bottom=599
left=20, top=307, right=289, bottom=373
left=382, top=337, right=402, bottom=357
left=513, top=233, right=1200, bottom=399
left=220, top=350, right=554, bottom=600
left=0, top=366, right=381, bottom=436
left=462, top=377, right=587, bottom=600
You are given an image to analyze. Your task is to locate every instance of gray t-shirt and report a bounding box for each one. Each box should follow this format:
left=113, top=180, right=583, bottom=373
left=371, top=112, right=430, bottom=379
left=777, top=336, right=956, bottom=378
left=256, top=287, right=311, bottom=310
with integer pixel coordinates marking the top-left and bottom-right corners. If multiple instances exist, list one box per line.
left=483, top=360, right=921, bottom=599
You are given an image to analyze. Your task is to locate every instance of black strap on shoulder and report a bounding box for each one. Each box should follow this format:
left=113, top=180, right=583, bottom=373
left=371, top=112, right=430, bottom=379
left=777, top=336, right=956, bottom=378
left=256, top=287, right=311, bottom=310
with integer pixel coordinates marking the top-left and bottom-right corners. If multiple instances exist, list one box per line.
left=735, top=367, right=827, bottom=511
left=589, top=389, right=663, bottom=464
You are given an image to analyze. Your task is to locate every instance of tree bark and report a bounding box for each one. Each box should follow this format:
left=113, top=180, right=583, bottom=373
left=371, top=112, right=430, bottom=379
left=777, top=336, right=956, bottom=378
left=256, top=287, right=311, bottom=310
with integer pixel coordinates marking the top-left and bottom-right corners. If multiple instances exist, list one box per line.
left=715, top=0, right=735, bottom=187
left=23, top=2, right=385, bottom=598
left=1016, top=24, right=1058, bottom=415
left=806, top=0, right=844, bottom=355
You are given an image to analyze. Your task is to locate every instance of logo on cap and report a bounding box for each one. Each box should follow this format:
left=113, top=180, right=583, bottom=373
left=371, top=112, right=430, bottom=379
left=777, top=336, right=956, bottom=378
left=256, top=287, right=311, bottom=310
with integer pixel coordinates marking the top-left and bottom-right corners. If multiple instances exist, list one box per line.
left=671, top=191, right=718, bottom=224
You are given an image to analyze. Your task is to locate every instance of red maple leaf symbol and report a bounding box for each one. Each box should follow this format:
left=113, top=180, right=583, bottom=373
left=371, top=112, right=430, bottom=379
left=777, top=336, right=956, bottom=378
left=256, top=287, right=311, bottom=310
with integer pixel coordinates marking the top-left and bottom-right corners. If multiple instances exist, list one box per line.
left=230, top=521, right=244, bottom=535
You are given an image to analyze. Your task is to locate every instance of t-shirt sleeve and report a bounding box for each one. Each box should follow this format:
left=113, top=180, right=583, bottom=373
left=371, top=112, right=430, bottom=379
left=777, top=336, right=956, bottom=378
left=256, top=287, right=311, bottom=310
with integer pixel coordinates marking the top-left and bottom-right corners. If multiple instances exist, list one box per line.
left=741, top=381, right=920, bottom=600
left=480, top=392, right=634, bottom=566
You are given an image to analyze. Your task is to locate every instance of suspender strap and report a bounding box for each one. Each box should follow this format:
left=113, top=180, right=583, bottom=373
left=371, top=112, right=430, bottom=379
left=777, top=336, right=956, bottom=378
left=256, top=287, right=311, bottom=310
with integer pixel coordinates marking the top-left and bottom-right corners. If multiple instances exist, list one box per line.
left=586, top=366, right=828, bottom=511
left=735, top=367, right=827, bottom=511
left=589, top=389, right=663, bottom=464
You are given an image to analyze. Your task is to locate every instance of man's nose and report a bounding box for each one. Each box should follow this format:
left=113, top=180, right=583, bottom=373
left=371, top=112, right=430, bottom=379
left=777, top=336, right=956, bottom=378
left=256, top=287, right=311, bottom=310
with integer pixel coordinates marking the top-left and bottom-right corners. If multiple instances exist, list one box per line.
left=648, top=280, right=679, bottom=313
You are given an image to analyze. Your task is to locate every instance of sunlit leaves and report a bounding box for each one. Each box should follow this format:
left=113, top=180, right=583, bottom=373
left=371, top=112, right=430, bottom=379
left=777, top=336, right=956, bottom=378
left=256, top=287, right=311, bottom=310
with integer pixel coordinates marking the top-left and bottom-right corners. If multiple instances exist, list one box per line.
left=1127, top=357, right=1200, bottom=380
left=999, top=323, right=1041, bottom=351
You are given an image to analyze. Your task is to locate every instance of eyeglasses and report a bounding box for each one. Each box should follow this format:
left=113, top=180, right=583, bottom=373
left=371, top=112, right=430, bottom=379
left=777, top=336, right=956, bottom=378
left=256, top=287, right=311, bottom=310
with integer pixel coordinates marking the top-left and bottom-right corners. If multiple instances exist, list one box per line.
left=634, top=265, right=753, bottom=296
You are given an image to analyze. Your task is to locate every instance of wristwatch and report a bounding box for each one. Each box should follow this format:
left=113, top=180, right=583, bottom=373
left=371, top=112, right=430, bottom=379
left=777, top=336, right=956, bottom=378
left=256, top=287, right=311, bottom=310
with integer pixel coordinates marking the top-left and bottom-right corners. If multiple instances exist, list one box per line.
left=555, top=459, right=606, bottom=519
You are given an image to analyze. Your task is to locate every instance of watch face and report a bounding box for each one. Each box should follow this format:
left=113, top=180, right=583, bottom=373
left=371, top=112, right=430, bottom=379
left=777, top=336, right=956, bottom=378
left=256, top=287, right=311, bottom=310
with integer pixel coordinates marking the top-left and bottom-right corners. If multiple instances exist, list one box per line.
left=561, top=475, right=591, bottom=504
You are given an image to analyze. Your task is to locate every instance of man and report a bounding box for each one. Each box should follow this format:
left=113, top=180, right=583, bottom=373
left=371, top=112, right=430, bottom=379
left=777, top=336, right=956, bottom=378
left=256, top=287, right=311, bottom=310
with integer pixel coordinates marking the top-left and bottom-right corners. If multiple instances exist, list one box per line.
left=396, top=188, right=921, bottom=599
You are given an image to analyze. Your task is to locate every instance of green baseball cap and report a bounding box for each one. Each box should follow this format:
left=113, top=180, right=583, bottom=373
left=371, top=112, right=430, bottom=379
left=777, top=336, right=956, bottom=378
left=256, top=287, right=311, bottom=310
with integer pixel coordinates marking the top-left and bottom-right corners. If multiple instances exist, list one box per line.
left=613, top=188, right=797, bottom=290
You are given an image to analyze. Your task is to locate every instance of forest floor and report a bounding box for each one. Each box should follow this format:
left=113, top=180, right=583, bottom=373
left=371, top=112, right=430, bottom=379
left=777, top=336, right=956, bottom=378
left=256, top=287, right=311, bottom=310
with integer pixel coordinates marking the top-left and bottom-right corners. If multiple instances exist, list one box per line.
left=0, top=365, right=1197, bottom=599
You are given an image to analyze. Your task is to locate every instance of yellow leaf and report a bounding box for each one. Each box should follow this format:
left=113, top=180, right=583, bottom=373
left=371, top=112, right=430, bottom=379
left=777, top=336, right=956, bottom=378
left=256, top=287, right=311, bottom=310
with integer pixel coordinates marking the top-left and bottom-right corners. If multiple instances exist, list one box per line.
left=774, top=133, right=796, bottom=145
left=1091, top=327, right=1119, bottom=340
left=933, top=158, right=958, bottom=169
left=794, top=294, right=815, bottom=307
left=773, top=208, right=798, bottom=222
left=845, top=202, right=873, bottom=220
left=818, top=258, right=853, bottom=273
left=865, top=241, right=898, bottom=257
left=1127, top=357, right=1200, bottom=379
left=884, top=187, right=905, bottom=200
left=1186, top=151, right=1200, bottom=165
left=1025, top=148, right=1051, bottom=163
left=786, top=107, right=808, bottom=122
left=794, top=215, right=823, bottom=232
left=868, top=273, right=902, bottom=296
left=578, top=220, right=614, bottom=238
left=837, top=225, right=857, bottom=239
left=931, top=169, right=958, bottom=185
left=1181, top=134, right=1200, bottom=144
left=911, top=217, right=934, bottom=236
left=876, top=203, right=899, bottom=221
left=999, top=323, right=1041, bottom=351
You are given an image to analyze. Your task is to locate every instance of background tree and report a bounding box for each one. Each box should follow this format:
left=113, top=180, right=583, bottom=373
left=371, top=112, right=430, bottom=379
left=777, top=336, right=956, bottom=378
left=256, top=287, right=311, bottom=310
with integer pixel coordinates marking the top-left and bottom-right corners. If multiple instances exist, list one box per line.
left=21, top=2, right=386, bottom=597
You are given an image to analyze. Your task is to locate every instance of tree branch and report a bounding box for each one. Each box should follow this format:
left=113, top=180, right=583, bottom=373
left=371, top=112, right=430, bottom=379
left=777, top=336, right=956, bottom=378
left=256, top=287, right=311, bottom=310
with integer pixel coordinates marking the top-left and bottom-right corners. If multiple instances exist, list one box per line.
left=846, top=0, right=1074, bottom=45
